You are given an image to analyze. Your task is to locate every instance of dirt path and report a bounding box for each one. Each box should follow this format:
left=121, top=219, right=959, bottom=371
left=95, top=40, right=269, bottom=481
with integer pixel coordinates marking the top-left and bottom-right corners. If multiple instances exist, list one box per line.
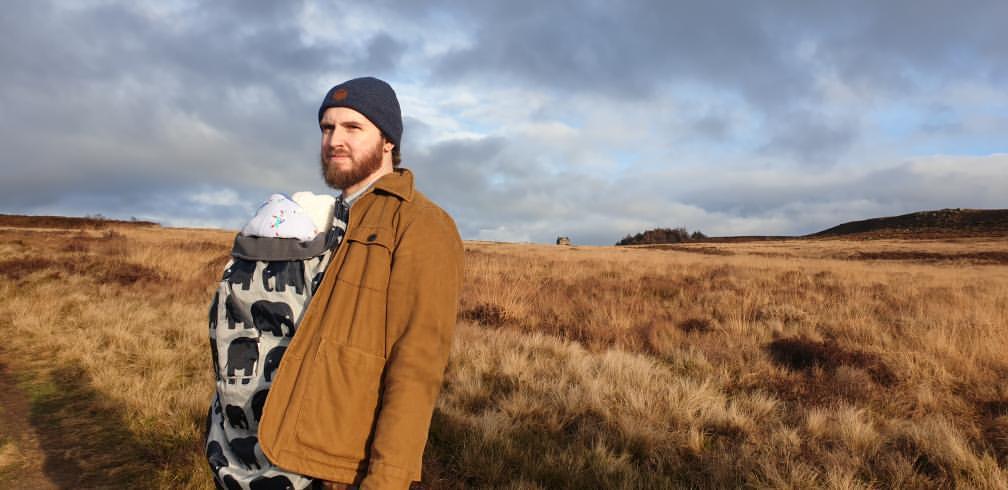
left=0, top=362, right=59, bottom=490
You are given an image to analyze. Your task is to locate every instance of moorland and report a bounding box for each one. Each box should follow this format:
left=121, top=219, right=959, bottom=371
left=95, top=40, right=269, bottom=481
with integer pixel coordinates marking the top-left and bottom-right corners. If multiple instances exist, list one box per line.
left=0, top=216, right=1006, bottom=489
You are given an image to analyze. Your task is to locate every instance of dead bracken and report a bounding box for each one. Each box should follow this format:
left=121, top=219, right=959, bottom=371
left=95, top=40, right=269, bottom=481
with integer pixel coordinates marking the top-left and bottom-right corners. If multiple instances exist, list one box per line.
left=766, top=336, right=895, bottom=385
left=0, top=257, right=59, bottom=280
left=463, top=303, right=507, bottom=327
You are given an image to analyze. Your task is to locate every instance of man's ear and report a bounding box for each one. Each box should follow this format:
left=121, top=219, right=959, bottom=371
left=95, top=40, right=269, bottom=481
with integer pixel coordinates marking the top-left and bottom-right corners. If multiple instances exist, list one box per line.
left=383, top=140, right=394, bottom=153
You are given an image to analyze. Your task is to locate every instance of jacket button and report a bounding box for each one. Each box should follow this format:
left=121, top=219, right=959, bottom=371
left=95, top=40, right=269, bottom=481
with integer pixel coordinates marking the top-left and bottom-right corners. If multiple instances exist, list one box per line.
left=367, top=233, right=378, bottom=242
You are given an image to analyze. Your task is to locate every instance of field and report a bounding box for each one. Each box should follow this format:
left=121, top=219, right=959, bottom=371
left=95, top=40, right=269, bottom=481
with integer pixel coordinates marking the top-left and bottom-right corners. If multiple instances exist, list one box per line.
left=0, top=220, right=1006, bottom=489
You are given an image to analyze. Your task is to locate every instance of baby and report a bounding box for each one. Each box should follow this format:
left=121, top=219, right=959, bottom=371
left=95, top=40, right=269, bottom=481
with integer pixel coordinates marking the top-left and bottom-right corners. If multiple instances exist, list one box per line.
left=239, top=193, right=335, bottom=241
left=204, top=192, right=342, bottom=490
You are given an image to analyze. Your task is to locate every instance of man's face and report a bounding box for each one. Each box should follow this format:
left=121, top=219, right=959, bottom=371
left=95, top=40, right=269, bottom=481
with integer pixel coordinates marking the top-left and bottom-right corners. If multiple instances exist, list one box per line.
left=319, top=107, right=391, bottom=191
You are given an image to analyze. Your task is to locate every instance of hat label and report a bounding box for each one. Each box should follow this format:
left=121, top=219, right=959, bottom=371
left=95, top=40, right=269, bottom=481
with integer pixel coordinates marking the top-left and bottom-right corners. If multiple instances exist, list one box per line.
left=331, top=88, right=348, bottom=101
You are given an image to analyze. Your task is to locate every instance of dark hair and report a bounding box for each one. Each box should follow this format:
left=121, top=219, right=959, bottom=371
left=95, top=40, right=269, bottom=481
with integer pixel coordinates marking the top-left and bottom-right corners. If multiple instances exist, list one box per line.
left=383, top=134, right=401, bottom=167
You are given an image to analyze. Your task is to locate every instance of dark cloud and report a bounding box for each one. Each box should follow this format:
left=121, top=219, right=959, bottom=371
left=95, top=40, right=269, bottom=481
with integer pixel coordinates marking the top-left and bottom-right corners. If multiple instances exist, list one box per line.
left=761, top=110, right=860, bottom=165
left=800, top=1, right=1008, bottom=89
left=1, top=0, right=1004, bottom=244
left=431, top=1, right=804, bottom=107
left=418, top=0, right=1005, bottom=162
left=362, top=33, right=408, bottom=74
left=425, top=0, right=1007, bottom=98
left=689, top=113, right=734, bottom=141
left=0, top=0, right=405, bottom=213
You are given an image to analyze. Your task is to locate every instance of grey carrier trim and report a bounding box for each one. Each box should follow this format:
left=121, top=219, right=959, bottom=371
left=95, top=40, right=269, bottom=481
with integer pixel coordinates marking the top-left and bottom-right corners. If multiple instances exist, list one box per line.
left=231, top=228, right=342, bottom=261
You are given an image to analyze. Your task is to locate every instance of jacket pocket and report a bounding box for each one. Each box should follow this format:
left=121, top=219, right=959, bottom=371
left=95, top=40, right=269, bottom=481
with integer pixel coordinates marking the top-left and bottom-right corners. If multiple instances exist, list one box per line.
left=336, top=226, right=393, bottom=292
left=294, top=342, right=386, bottom=459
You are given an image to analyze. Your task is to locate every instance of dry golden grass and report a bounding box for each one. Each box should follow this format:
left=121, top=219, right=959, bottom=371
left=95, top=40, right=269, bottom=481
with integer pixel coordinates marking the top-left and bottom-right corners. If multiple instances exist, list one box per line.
left=0, top=225, right=1006, bottom=488
left=443, top=240, right=1008, bottom=488
left=0, top=225, right=231, bottom=489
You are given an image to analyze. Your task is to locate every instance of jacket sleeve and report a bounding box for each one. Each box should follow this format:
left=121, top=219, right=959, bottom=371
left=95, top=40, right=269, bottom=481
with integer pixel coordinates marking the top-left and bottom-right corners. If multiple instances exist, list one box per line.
left=360, top=208, right=464, bottom=490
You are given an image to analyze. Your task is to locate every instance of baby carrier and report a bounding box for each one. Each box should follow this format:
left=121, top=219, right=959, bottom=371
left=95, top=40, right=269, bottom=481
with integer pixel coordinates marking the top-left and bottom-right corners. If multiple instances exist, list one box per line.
left=204, top=193, right=342, bottom=490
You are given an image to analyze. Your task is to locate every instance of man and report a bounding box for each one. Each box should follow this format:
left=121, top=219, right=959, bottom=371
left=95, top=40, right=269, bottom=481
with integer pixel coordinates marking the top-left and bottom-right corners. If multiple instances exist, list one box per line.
left=208, top=76, right=464, bottom=490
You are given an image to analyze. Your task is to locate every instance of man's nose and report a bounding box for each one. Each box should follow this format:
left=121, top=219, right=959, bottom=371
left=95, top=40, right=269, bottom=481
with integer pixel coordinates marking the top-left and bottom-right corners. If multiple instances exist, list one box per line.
left=325, top=131, right=345, bottom=150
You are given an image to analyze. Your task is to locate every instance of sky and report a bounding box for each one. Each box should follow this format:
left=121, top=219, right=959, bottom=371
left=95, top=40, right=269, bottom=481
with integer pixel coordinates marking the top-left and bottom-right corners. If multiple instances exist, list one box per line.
left=1, top=0, right=1006, bottom=245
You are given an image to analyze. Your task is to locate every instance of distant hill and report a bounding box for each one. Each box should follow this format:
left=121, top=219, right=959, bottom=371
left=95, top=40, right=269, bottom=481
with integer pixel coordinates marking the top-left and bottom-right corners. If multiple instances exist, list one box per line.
left=623, top=208, right=1008, bottom=246
left=0, top=214, right=159, bottom=229
left=810, top=208, right=1008, bottom=238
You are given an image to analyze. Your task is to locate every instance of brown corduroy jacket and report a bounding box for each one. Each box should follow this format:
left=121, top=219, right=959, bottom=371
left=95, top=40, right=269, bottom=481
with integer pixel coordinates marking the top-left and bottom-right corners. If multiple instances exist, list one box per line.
left=258, top=168, right=464, bottom=490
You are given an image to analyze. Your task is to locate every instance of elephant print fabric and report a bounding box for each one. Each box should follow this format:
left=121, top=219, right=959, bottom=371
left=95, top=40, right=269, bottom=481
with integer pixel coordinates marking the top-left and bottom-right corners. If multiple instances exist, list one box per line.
left=205, top=228, right=341, bottom=489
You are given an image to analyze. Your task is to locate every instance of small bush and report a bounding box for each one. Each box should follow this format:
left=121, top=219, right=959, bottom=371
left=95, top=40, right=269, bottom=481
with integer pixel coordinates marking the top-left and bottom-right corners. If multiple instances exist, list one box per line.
left=463, top=303, right=507, bottom=327
left=678, top=317, right=713, bottom=334
left=617, top=227, right=707, bottom=245
left=766, top=337, right=894, bottom=385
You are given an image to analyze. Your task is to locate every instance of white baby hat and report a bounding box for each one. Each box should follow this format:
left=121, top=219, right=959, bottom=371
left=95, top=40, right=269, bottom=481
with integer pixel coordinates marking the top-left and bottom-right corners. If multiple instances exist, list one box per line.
left=241, top=194, right=319, bottom=241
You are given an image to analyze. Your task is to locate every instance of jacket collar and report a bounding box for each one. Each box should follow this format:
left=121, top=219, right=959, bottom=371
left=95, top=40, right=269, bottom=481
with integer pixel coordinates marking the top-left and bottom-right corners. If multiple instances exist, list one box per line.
left=371, top=167, right=415, bottom=202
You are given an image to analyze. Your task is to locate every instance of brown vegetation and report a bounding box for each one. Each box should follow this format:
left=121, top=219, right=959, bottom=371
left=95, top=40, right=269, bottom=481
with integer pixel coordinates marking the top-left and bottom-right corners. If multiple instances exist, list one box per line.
left=0, top=213, right=159, bottom=229
left=1, top=223, right=1007, bottom=488
left=0, top=224, right=232, bottom=488
left=444, top=239, right=1008, bottom=488
left=811, top=208, right=1008, bottom=238
left=851, top=250, right=1008, bottom=264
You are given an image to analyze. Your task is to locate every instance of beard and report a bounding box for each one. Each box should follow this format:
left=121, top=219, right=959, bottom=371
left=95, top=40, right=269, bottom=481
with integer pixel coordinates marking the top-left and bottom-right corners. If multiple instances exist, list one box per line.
left=319, top=138, right=384, bottom=191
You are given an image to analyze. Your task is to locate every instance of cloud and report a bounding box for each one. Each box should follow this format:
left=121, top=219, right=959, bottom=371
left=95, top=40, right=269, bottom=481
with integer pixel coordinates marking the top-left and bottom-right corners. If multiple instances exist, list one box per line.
left=1, top=0, right=1005, bottom=245
left=760, top=110, right=860, bottom=165
left=413, top=141, right=1008, bottom=244
left=418, top=0, right=1006, bottom=164
left=0, top=0, right=335, bottom=211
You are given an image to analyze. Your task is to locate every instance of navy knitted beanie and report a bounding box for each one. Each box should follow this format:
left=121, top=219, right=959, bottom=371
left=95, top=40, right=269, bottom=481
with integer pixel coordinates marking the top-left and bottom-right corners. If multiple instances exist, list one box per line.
left=318, top=77, right=403, bottom=149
